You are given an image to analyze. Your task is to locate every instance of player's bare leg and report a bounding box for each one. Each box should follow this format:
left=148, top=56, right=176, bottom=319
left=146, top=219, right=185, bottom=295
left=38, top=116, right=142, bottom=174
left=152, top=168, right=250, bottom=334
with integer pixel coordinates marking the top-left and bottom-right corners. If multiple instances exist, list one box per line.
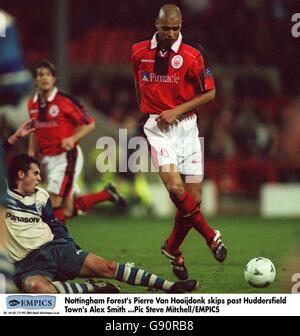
left=183, top=177, right=202, bottom=204
left=79, top=254, right=117, bottom=278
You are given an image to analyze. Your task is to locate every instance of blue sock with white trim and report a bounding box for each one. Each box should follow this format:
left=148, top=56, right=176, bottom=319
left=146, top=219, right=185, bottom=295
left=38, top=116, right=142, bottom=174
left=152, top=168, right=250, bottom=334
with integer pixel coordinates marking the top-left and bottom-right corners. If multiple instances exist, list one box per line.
left=115, top=263, right=174, bottom=291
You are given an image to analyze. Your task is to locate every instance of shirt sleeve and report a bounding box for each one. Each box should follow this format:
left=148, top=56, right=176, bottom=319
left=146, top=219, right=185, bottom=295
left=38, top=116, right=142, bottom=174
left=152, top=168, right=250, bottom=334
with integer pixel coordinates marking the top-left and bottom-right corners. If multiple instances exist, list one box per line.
left=42, top=198, right=61, bottom=225
left=66, top=96, right=95, bottom=126
left=192, top=53, right=215, bottom=93
left=42, top=198, right=80, bottom=247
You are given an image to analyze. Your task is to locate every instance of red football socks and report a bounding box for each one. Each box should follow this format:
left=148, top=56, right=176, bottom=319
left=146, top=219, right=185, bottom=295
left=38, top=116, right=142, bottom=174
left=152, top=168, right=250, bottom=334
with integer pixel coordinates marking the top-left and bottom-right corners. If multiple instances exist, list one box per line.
left=166, top=210, right=193, bottom=254
left=53, top=190, right=113, bottom=223
left=170, top=191, right=215, bottom=243
left=73, top=190, right=112, bottom=214
left=53, top=207, right=66, bottom=224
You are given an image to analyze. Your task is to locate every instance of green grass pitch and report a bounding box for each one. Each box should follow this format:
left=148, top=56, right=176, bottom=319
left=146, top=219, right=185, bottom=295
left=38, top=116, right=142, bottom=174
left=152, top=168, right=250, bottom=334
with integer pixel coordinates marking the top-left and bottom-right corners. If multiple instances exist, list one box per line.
left=69, top=213, right=300, bottom=293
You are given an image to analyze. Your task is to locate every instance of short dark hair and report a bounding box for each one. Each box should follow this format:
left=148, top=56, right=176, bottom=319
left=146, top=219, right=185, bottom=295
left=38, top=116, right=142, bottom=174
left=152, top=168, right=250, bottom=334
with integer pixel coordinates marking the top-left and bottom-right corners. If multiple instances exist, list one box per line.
left=8, top=154, right=40, bottom=189
left=33, top=60, right=56, bottom=78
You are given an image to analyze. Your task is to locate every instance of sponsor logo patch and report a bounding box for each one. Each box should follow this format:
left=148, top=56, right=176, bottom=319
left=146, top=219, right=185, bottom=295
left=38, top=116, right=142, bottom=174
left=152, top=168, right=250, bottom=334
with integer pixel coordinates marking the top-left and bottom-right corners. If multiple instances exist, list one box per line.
left=141, top=71, right=180, bottom=84
left=205, top=68, right=213, bottom=77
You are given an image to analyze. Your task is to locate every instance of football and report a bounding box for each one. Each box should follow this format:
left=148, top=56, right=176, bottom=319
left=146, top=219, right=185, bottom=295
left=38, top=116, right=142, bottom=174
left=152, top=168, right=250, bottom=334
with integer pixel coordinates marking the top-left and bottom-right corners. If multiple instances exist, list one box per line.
left=244, top=257, right=276, bottom=288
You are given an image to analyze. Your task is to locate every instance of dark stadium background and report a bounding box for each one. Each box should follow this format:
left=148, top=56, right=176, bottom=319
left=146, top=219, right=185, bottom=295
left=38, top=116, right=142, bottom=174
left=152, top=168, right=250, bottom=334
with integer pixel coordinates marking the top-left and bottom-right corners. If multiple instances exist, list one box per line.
left=0, top=0, right=299, bottom=293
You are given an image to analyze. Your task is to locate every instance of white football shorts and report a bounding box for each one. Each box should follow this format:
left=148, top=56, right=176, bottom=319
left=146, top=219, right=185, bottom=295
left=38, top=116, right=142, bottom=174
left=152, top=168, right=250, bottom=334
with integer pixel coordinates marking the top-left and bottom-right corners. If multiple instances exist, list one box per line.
left=143, top=114, right=204, bottom=178
left=41, top=146, right=83, bottom=198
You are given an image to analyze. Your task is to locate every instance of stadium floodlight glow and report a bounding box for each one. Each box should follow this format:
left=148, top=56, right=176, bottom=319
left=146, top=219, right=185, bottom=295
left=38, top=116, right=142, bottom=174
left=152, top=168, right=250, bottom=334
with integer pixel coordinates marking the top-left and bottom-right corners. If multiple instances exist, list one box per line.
left=0, top=12, right=6, bottom=37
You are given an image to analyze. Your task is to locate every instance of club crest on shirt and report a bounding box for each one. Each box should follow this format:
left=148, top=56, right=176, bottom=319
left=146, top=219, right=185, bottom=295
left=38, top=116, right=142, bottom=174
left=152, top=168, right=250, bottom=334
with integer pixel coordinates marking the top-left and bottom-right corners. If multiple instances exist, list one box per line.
left=160, top=148, right=169, bottom=158
left=35, top=202, right=43, bottom=216
left=171, top=55, right=183, bottom=69
left=49, top=105, right=60, bottom=117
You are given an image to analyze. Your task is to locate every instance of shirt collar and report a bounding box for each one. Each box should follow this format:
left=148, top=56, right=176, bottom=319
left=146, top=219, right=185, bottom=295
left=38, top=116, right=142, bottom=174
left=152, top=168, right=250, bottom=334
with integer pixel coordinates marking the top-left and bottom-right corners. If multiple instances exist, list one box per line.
left=33, top=87, right=58, bottom=103
left=150, top=32, right=183, bottom=53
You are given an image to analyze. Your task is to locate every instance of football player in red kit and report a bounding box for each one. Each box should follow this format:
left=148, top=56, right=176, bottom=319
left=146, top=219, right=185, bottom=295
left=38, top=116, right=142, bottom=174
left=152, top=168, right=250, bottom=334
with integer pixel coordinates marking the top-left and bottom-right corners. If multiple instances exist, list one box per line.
left=131, top=4, right=227, bottom=280
left=28, top=60, right=125, bottom=224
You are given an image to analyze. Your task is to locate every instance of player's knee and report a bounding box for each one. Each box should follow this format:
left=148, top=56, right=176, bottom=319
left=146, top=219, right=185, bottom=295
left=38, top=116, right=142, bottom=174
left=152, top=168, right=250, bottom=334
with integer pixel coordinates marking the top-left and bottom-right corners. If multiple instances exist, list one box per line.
left=167, top=182, right=185, bottom=198
left=24, top=277, right=51, bottom=293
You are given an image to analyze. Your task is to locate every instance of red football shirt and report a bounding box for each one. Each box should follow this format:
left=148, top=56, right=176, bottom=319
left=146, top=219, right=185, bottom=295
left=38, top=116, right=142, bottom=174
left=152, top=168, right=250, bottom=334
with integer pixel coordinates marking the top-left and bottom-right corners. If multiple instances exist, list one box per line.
left=28, top=87, right=94, bottom=156
left=131, top=32, right=215, bottom=115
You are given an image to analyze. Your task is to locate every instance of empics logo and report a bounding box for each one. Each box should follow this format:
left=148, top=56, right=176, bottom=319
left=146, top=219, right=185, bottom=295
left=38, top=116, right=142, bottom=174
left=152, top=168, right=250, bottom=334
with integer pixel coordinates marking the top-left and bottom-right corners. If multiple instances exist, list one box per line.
left=291, top=13, right=300, bottom=38
left=6, top=295, right=56, bottom=310
left=0, top=12, right=6, bottom=37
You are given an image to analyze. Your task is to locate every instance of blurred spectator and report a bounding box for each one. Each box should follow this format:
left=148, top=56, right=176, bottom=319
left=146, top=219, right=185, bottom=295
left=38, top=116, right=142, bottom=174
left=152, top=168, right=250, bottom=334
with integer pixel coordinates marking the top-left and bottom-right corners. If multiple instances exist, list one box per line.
left=0, top=10, right=31, bottom=106
left=281, top=99, right=300, bottom=166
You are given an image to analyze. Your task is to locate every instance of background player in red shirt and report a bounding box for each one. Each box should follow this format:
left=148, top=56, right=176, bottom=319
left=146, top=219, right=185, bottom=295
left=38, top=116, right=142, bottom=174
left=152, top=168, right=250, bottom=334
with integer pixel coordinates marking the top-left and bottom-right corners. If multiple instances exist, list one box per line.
left=28, top=60, right=125, bottom=224
left=132, top=4, right=228, bottom=280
